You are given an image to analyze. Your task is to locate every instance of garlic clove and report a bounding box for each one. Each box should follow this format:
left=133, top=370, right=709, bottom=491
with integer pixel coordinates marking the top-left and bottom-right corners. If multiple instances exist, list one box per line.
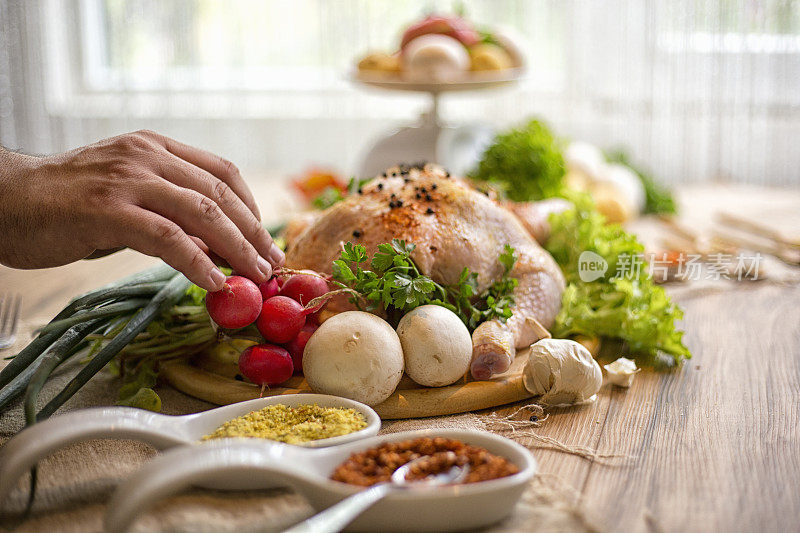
left=603, top=357, right=641, bottom=388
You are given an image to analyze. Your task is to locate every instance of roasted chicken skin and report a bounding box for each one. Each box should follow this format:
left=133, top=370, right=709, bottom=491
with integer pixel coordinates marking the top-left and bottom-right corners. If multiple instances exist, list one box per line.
left=285, top=164, right=565, bottom=380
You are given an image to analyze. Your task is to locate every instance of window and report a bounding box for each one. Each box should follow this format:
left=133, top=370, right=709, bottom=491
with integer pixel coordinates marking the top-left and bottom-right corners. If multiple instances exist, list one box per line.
left=5, top=0, right=798, bottom=183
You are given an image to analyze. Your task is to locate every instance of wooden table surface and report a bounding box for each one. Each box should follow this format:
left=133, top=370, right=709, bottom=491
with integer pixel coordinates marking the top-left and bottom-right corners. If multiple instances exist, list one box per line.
left=1, top=182, right=798, bottom=532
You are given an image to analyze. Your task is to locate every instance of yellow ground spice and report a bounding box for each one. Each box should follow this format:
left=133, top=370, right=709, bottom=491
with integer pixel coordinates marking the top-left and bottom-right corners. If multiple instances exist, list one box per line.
left=202, top=404, right=367, bottom=444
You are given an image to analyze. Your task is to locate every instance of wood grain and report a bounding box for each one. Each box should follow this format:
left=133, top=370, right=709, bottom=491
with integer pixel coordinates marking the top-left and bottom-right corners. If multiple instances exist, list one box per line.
left=160, top=352, right=535, bottom=419
left=578, top=285, right=800, bottom=532
left=1, top=183, right=799, bottom=532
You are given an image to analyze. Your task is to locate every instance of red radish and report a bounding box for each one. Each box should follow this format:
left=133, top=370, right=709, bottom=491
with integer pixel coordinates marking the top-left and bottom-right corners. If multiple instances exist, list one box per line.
left=257, top=296, right=307, bottom=343
left=400, top=15, right=480, bottom=50
left=238, top=344, right=293, bottom=386
left=280, top=271, right=329, bottom=306
left=258, top=277, right=281, bottom=300
left=205, top=276, right=262, bottom=329
left=283, top=323, right=318, bottom=373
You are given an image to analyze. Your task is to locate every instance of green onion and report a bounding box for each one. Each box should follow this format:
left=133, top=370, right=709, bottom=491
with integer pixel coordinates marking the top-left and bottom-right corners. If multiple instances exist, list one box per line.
left=0, top=264, right=174, bottom=390
left=36, top=274, right=191, bottom=420
left=0, top=321, right=107, bottom=411
left=24, top=319, right=106, bottom=424
left=37, top=299, right=150, bottom=335
left=70, top=282, right=167, bottom=311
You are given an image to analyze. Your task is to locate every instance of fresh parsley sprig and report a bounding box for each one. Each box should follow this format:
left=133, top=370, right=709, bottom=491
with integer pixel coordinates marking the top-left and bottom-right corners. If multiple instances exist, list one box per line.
left=332, top=239, right=518, bottom=331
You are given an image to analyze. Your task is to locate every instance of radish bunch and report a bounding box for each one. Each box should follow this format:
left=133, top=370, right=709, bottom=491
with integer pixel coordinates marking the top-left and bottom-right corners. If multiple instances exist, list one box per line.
left=204, top=271, right=330, bottom=387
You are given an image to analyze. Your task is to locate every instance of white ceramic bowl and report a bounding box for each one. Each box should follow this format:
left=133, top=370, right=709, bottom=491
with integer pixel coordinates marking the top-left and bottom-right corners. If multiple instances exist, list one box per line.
left=105, top=428, right=536, bottom=532
left=0, top=394, right=380, bottom=504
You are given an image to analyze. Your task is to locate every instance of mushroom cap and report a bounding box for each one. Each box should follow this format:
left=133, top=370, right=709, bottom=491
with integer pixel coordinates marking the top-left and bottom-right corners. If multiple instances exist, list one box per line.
left=396, top=305, right=472, bottom=387
left=302, top=311, right=404, bottom=406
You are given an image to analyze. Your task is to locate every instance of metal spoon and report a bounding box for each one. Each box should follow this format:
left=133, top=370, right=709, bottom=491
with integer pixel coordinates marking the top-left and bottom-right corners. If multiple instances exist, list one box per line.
left=284, top=452, right=470, bottom=533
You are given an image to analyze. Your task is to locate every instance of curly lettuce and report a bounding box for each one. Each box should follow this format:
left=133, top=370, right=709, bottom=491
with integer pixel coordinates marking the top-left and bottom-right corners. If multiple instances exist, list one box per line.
left=469, top=119, right=566, bottom=201
left=545, top=203, right=690, bottom=364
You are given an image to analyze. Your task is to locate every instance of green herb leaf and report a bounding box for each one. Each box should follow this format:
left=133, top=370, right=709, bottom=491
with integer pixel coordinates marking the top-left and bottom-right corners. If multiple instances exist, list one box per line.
left=184, top=284, right=207, bottom=306
left=470, top=118, right=566, bottom=202
left=117, top=387, right=161, bottom=412
left=499, top=244, right=516, bottom=273
left=117, top=360, right=162, bottom=412
left=331, top=239, right=517, bottom=330
left=606, top=149, right=677, bottom=215
left=332, top=260, right=356, bottom=282
left=311, top=186, right=345, bottom=210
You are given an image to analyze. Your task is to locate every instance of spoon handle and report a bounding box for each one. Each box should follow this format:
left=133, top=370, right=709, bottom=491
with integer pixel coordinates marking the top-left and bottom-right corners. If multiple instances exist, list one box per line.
left=0, top=407, right=181, bottom=506
left=283, top=483, right=393, bottom=533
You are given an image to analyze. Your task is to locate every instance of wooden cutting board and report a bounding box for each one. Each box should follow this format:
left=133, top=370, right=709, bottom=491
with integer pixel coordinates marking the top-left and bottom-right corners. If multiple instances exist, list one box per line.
left=161, top=352, right=532, bottom=420
left=161, top=337, right=600, bottom=419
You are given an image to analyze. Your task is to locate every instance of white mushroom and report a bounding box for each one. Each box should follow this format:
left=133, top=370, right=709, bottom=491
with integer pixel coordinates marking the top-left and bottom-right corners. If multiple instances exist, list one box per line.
left=396, top=305, right=472, bottom=387
left=522, top=339, right=602, bottom=406
left=603, top=357, right=640, bottom=388
left=302, top=311, right=404, bottom=406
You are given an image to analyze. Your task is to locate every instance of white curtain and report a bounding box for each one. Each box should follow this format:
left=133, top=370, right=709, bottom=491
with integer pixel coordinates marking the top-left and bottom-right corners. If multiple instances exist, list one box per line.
left=1, top=0, right=798, bottom=185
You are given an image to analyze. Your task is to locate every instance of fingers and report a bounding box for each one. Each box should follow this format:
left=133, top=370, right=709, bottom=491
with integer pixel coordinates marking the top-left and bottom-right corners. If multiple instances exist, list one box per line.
left=115, top=207, right=227, bottom=292
left=188, top=236, right=228, bottom=268
left=145, top=131, right=262, bottom=221
left=158, top=151, right=284, bottom=266
left=137, top=180, right=272, bottom=284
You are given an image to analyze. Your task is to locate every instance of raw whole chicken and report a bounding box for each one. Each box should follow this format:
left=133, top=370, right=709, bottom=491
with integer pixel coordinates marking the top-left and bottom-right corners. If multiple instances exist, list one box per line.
left=284, top=164, right=566, bottom=380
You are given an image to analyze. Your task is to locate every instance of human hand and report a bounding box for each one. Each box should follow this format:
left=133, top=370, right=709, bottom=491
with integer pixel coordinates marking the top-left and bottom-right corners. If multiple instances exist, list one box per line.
left=0, top=130, right=284, bottom=291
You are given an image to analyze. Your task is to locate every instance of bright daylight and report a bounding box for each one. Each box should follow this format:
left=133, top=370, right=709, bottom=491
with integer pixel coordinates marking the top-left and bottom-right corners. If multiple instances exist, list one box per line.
left=0, top=1, right=798, bottom=532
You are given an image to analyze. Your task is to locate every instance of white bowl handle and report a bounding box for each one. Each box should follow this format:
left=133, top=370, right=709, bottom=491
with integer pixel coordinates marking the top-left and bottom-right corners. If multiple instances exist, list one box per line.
left=283, top=483, right=393, bottom=533
left=104, top=440, right=319, bottom=533
left=0, top=407, right=183, bottom=505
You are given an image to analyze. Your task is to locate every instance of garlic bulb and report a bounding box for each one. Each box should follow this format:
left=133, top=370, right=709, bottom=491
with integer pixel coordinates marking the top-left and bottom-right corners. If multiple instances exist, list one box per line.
left=564, top=141, right=605, bottom=179
left=522, top=339, right=603, bottom=406
left=603, top=357, right=640, bottom=388
left=594, top=163, right=645, bottom=213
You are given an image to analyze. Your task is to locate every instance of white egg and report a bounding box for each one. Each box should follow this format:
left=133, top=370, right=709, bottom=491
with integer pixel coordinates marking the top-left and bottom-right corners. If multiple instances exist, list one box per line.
left=403, top=34, right=470, bottom=82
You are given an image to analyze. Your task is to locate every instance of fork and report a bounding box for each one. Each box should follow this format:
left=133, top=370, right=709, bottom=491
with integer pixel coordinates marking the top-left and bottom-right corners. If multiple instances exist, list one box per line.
left=0, top=294, right=21, bottom=350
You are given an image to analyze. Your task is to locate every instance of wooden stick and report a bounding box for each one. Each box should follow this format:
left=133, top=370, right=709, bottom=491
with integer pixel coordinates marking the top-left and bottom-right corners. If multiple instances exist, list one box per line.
left=716, top=212, right=800, bottom=250
left=711, top=229, right=800, bottom=266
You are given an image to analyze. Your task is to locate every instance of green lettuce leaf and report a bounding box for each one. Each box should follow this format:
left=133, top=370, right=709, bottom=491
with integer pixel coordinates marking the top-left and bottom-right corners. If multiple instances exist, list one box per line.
left=546, top=204, right=690, bottom=364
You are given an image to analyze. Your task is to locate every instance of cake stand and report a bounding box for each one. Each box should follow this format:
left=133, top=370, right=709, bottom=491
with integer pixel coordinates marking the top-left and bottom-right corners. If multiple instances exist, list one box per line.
left=351, top=69, right=524, bottom=177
